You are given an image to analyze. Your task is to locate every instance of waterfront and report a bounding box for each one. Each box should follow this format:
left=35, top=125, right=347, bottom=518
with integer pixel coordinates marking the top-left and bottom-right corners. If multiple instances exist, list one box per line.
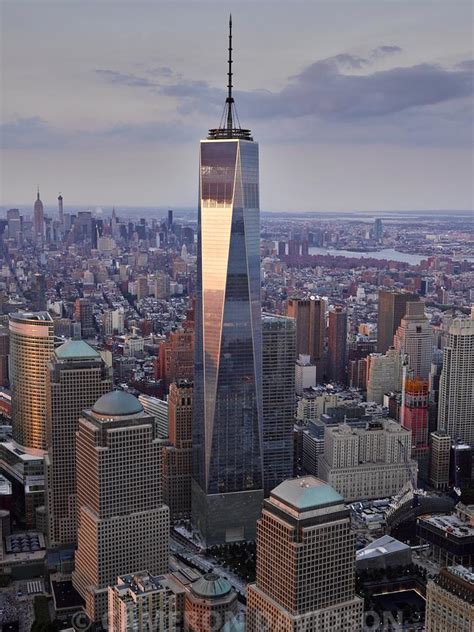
left=308, top=247, right=473, bottom=265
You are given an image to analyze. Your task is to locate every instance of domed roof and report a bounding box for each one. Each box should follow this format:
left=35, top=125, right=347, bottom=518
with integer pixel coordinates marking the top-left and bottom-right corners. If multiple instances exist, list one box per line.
left=92, top=391, right=143, bottom=417
left=191, top=573, right=232, bottom=599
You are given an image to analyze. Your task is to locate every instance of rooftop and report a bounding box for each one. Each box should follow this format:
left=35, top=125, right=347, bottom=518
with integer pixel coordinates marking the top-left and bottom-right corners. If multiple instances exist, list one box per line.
left=9, top=311, right=53, bottom=323
left=55, top=340, right=100, bottom=360
left=92, top=391, right=144, bottom=417
left=191, top=573, right=232, bottom=599
left=270, top=476, right=343, bottom=512
left=356, top=535, right=410, bottom=561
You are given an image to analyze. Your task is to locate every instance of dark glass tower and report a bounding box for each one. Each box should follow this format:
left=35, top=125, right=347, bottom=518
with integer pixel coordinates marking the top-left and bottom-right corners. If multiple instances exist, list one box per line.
left=192, top=17, right=264, bottom=545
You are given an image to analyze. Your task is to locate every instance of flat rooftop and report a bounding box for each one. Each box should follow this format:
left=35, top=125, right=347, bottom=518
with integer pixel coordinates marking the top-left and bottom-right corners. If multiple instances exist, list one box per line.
left=419, top=513, right=473, bottom=539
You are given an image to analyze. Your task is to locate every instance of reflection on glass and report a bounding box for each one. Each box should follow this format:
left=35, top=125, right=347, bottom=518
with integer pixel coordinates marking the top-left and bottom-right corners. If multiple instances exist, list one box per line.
left=194, top=138, right=263, bottom=495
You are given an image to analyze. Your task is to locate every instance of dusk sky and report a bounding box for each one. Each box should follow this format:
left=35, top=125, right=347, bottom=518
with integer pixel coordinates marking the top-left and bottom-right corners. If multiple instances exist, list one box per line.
left=1, top=0, right=473, bottom=212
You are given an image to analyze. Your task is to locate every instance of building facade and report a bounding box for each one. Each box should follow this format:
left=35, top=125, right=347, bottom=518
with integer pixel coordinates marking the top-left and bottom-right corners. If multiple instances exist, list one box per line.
left=9, top=311, right=54, bottom=454
left=262, top=314, right=296, bottom=496
left=366, top=348, right=402, bottom=404
left=72, top=391, right=169, bottom=621
left=247, top=477, right=363, bottom=631
left=437, top=315, right=474, bottom=447
left=45, top=340, right=112, bottom=547
left=192, top=29, right=264, bottom=544
left=286, top=296, right=326, bottom=364
left=327, top=306, right=348, bottom=384
left=318, top=420, right=417, bottom=501
left=377, top=290, right=419, bottom=354
left=163, top=380, right=193, bottom=522
left=394, top=301, right=433, bottom=379
left=425, top=566, right=474, bottom=632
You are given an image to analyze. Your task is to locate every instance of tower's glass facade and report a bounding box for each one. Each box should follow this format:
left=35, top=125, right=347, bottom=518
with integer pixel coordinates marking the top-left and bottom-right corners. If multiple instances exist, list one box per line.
left=193, top=137, right=263, bottom=498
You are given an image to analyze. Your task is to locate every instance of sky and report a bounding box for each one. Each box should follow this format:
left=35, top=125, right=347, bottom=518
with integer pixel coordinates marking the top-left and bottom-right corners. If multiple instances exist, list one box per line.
left=1, top=0, right=473, bottom=212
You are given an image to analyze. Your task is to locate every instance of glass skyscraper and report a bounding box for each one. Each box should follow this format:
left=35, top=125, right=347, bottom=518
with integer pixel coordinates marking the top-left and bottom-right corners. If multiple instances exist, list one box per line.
left=192, top=17, right=264, bottom=545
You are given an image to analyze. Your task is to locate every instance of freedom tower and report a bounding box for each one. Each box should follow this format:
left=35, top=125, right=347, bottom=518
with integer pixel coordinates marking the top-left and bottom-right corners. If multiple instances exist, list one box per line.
left=192, top=16, right=264, bottom=545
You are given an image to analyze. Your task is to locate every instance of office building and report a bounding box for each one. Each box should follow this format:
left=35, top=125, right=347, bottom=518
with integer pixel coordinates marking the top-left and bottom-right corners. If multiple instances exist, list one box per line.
left=437, top=314, right=474, bottom=447
left=377, top=290, right=419, bottom=354
left=327, top=306, right=347, bottom=384
left=417, top=504, right=474, bottom=568
left=394, top=301, right=433, bottom=379
left=9, top=311, right=54, bottom=454
left=159, top=330, right=194, bottom=389
left=184, top=573, right=239, bottom=632
left=425, top=566, right=474, bottom=632
left=0, top=326, right=9, bottom=387
left=318, top=420, right=417, bottom=501
left=102, top=308, right=125, bottom=336
left=247, top=477, right=363, bottom=631
left=262, top=314, right=296, bottom=496
left=163, top=381, right=193, bottom=521
left=108, top=572, right=177, bottom=632
left=366, top=348, right=402, bottom=404
left=192, top=18, right=264, bottom=545
left=33, top=188, right=44, bottom=242
left=45, top=340, right=112, bottom=547
left=138, top=394, right=169, bottom=439
left=72, top=391, right=169, bottom=621
left=429, top=431, right=451, bottom=491
left=295, top=354, right=316, bottom=395
left=74, top=298, right=95, bottom=339
left=286, top=296, right=326, bottom=364
left=401, top=378, right=429, bottom=475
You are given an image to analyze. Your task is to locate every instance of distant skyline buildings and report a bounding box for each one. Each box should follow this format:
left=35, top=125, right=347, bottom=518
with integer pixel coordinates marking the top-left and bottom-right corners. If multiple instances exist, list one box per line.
left=2, top=3, right=473, bottom=211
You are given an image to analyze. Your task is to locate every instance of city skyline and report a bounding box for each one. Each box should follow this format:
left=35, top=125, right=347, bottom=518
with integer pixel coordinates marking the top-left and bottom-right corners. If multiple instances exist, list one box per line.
left=1, top=1, right=473, bottom=212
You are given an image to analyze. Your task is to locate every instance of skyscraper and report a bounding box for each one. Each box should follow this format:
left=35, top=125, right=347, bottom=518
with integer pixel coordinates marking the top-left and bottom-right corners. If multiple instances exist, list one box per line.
left=327, top=306, right=348, bottom=384
left=287, top=296, right=325, bottom=364
left=247, top=477, right=363, bottom=631
left=163, top=380, right=193, bottom=521
left=437, top=314, right=474, bottom=447
left=72, top=391, right=169, bottom=622
left=262, top=314, right=296, bottom=496
left=58, top=193, right=64, bottom=226
left=45, top=340, right=112, bottom=547
left=33, top=188, right=44, bottom=242
left=377, top=290, right=419, bottom=354
left=192, top=17, right=263, bottom=545
left=394, top=301, right=433, bottom=379
left=9, top=311, right=54, bottom=454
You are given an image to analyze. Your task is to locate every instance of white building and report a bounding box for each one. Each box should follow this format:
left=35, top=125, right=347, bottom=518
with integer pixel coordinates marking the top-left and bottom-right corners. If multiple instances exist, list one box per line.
left=108, top=572, right=177, bottom=632
left=295, top=354, right=317, bottom=395
left=366, top=348, right=402, bottom=404
left=437, top=313, right=474, bottom=447
left=138, top=394, right=169, bottom=439
left=103, top=308, right=125, bottom=336
left=318, top=419, right=417, bottom=501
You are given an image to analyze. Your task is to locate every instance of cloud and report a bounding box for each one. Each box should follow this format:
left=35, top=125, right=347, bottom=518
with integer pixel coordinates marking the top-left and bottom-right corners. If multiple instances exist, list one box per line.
left=370, top=45, right=403, bottom=59
left=0, top=117, right=198, bottom=150
left=95, top=69, right=155, bottom=87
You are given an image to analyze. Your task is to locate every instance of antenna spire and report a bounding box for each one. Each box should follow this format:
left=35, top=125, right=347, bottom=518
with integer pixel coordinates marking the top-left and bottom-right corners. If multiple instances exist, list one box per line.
left=226, top=14, right=233, bottom=133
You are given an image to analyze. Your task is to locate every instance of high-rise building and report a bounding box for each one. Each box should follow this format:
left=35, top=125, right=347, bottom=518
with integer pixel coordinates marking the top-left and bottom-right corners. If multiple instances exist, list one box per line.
left=33, top=188, right=44, bottom=242
left=377, top=290, right=419, bottom=354
left=45, top=340, right=112, bottom=547
left=192, top=18, right=264, bottom=545
left=0, top=326, right=9, bottom=387
left=58, top=193, right=64, bottom=227
left=366, top=348, right=402, bottom=404
left=437, top=314, right=474, bottom=447
left=163, top=380, right=193, bottom=521
left=401, top=378, right=429, bottom=476
left=295, top=354, right=317, bottom=395
left=262, top=314, right=296, bottom=496
left=328, top=306, right=348, bottom=384
left=158, top=329, right=194, bottom=389
left=7, top=208, right=22, bottom=244
left=247, top=477, right=364, bottom=631
left=9, top=311, right=54, bottom=454
left=72, top=391, right=169, bottom=621
left=102, top=307, right=125, bottom=336
left=429, top=431, right=451, bottom=491
left=425, top=566, right=474, bottom=632
left=318, top=419, right=417, bottom=501
left=373, top=218, right=383, bottom=241
left=286, top=296, right=325, bottom=364
left=394, top=301, right=433, bottom=379
left=74, top=298, right=95, bottom=339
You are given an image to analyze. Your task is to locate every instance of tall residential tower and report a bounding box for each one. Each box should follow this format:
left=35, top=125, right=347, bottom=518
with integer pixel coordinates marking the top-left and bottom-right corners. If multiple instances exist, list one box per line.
left=192, top=17, right=264, bottom=545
